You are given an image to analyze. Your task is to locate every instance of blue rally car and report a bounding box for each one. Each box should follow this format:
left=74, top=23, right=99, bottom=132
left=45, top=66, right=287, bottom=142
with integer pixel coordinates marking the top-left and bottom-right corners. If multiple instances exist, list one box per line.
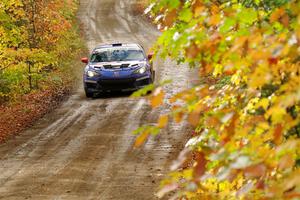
left=81, top=43, right=155, bottom=98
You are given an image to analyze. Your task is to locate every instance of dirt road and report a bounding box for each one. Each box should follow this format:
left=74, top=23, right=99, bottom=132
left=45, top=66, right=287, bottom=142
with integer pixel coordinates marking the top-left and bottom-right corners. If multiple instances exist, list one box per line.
left=0, top=0, right=192, bottom=199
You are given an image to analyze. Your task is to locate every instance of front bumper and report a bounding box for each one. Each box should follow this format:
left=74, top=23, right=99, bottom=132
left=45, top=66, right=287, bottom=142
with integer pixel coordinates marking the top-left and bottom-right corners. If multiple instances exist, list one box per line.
left=84, top=76, right=151, bottom=92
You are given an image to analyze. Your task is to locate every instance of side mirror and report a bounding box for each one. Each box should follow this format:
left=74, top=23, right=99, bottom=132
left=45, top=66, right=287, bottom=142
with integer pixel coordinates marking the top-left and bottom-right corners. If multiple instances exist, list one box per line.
left=147, top=53, right=154, bottom=60
left=81, top=57, right=88, bottom=64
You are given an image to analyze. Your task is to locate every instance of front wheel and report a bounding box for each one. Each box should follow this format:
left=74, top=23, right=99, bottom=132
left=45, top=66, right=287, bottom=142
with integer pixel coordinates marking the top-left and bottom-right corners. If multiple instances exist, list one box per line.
left=85, top=89, right=94, bottom=98
left=151, top=70, right=156, bottom=83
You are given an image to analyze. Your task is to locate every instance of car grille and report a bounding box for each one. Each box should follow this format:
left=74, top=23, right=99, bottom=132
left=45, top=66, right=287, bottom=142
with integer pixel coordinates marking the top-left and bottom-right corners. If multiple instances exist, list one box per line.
left=103, top=64, right=130, bottom=69
left=103, top=65, right=113, bottom=69
left=99, top=78, right=135, bottom=90
left=121, top=64, right=130, bottom=68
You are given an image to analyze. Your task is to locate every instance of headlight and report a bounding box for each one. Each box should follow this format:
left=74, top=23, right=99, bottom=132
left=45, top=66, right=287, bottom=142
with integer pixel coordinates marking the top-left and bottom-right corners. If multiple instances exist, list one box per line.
left=86, top=70, right=99, bottom=78
left=134, top=66, right=147, bottom=74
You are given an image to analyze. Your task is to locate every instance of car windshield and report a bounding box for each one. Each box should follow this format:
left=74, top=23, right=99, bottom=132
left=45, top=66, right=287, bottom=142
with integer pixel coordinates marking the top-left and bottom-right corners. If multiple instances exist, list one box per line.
left=90, top=47, right=145, bottom=62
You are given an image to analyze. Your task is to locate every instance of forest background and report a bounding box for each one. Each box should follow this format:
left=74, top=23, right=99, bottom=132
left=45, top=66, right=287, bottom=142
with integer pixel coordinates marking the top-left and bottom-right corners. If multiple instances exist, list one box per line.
left=0, top=0, right=84, bottom=140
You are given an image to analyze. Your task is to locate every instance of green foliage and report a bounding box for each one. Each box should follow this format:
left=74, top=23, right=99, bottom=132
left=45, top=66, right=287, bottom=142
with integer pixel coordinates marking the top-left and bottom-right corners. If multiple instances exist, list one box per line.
left=137, top=0, right=300, bottom=199
left=240, top=0, right=290, bottom=10
left=131, top=83, right=155, bottom=97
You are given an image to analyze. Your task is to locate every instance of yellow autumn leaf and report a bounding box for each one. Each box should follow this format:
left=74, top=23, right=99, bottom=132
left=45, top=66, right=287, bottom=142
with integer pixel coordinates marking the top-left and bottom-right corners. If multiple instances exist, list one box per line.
left=265, top=106, right=287, bottom=124
left=213, top=64, right=224, bottom=77
left=248, top=64, right=272, bottom=89
left=158, top=115, right=168, bottom=128
left=256, top=98, right=269, bottom=110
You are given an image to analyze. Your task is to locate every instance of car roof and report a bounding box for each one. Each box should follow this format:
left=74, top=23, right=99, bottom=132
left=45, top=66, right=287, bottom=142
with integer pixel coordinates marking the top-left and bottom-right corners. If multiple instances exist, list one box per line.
left=93, top=43, right=143, bottom=51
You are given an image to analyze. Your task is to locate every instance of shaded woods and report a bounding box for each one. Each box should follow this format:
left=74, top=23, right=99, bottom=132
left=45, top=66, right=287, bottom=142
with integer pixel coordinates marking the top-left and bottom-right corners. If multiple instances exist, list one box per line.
left=0, top=0, right=84, bottom=140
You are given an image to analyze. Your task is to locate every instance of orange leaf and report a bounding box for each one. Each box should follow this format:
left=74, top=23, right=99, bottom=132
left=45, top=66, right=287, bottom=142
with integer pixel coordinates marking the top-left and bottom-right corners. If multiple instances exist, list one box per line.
left=134, top=131, right=150, bottom=148
left=188, top=111, right=200, bottom=127
left=256, top=180, right=265, bottom=190
left=268, top=57, right=279, bottom=65
left=158, top=115, right=168, bottom=128
left=279, top=153, right=295, bottom=170
left=222, top=112, right=238, bottom=143
left=284, top=192, right=300, bottom=199
left=209, top=14, right=221, bottom=26
left=270, top=8, right=285, bottom=23
left=211, top=4, right=220, bottom=14
left=150, top=88, right=165, bottom=108
left=194, top=6, right=205, bottom=17
left=273, top=124, right=283, bottom=145
left=206, top=116, right=220, bottom=127
left=185, top=43, right=200, bottom=59
left=164, top=9, right=177, bottom=27
left=283, top=169, right=300, bottom=192
left=193, top=152, right=207, bottom=179
left=192, top=0, right=204, bottom=17
left=244, top=163, right=267, bottom=178
left=174, top=111, right=184, bottom=123
left=281, top=14, right=289, bottom=27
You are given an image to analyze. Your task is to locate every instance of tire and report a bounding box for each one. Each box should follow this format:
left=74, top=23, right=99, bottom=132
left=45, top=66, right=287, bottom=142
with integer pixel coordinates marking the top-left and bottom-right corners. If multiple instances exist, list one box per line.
left=151, top=70, right=156, bottom=83
left=85, top=89, right=94, bottom=98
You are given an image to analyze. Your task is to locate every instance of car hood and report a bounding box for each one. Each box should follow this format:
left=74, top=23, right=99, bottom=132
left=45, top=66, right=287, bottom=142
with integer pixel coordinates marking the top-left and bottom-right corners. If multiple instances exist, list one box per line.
left=89, top=61, right=146, bottom=71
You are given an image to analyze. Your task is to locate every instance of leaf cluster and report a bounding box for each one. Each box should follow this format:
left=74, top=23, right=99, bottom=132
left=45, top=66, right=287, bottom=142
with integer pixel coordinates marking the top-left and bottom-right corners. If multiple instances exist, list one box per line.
left=138, top=0, right=300, bottom=199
